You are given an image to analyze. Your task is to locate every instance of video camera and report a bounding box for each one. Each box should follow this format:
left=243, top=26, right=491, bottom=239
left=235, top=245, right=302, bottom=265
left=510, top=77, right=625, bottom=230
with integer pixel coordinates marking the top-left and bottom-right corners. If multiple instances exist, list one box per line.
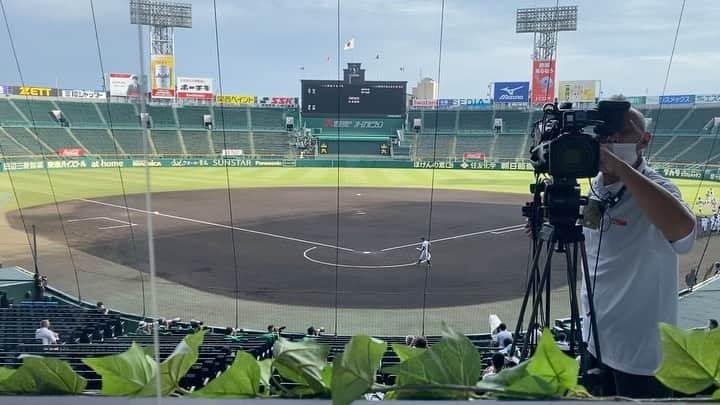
left=529, top=100, right=630, bottom=179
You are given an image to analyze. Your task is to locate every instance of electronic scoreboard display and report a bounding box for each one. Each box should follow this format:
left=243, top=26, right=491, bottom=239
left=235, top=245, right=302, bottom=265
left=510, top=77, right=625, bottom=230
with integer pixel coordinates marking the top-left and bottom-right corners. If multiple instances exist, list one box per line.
left=301, top=63, right=407, bottom=118
left=301, top=81, right=406, bottom=117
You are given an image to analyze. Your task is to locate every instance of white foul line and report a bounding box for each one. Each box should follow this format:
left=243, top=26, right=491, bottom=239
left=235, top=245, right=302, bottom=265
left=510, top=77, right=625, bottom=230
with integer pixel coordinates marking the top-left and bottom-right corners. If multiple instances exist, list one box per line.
left=67, top=216, right=137, bottom=230
left=380, top=224, right=525, bottom=252
left=303, top=247, right=418, bottom=269
left=79, top=198, right=355, bottom=252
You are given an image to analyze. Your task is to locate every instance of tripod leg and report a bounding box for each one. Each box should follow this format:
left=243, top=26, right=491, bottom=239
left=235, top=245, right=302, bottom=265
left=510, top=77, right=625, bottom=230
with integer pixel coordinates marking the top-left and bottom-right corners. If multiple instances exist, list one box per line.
left=513, top=238, right=546, bottom=356
left=565, top=242, right=582, bottom=353
left=579, top=240, right=603, bottom=365
left=521, top=239, right=556, bottom=361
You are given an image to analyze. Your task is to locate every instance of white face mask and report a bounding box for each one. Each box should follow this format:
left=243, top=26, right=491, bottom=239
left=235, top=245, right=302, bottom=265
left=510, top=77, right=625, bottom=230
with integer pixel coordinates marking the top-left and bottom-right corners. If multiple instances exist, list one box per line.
left=609, top=143, right=639, bottom=166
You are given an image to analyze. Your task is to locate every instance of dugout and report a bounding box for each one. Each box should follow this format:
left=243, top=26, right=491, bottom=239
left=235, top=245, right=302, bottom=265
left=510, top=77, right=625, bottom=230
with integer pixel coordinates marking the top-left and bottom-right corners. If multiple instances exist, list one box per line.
left=316, top=135, right=392, bottom=157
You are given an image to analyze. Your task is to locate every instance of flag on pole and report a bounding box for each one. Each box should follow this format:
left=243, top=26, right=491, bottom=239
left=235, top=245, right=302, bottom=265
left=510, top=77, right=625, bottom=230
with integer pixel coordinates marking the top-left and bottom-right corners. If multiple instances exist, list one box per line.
left=343, top=38, right=355, bottom=50
left=325, top=55, right=331, bottom=62
left=375, top=54, right=380, bottom=60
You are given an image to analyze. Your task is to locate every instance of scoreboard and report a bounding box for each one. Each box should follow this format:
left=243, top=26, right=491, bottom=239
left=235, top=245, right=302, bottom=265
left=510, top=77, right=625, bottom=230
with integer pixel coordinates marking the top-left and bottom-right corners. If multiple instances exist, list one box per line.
left=301, top=81, right=406, bottom=118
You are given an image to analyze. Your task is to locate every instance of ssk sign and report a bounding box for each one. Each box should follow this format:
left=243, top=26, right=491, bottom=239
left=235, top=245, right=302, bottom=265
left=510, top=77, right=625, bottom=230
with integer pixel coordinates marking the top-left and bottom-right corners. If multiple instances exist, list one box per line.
left=259, top=97, right=298, bottom=106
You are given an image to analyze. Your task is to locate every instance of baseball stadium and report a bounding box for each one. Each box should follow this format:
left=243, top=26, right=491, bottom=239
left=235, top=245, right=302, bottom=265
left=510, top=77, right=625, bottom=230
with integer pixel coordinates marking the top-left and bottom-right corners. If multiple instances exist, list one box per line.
left=0, top=0, right=718, bottom=401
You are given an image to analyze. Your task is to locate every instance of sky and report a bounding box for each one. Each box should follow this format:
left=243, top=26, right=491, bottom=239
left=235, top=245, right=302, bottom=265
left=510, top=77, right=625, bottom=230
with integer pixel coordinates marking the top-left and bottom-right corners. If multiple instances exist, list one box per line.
left=0, top=0, right=717, bottom=99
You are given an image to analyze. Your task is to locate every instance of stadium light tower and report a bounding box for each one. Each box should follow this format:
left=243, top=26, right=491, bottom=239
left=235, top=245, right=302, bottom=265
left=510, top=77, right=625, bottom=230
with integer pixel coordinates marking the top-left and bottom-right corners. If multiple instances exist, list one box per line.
left=130, top=0, right=192, bottom=99
left=516, top=6, right=577, bottom=61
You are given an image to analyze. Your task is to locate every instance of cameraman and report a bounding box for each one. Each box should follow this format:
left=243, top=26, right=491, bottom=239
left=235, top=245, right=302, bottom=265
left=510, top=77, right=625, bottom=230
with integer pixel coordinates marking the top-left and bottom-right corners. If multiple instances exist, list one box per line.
left=581, top=104, right=696, bottom=398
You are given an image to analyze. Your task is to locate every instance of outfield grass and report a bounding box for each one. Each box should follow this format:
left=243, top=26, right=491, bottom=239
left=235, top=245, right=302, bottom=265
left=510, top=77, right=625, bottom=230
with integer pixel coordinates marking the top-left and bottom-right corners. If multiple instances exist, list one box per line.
left=0, top=167, right=716, bottom=212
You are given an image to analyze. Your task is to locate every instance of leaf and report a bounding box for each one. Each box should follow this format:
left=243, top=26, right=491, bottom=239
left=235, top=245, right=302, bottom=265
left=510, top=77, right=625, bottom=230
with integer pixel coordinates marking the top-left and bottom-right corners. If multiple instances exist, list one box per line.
left=713, top=388, right=720, bottom=400
left=272, top=338, right=330, bottom=395
left=331, top=335, right=386, bottom=405
left=391, top=343, right=425, bottom=362
left=140, top=329, right=207, bottom=396
left=258, top=358, right=273, bottom=389
left=82, top=342, right=158, bottom=396
left=525, top=328, right=579, bottom=394
left=655, top=323, right=720, bottom=395
left=0, top=356, right=86, bottom=394
left=383, top=322, right=482, bottom=399
left=0, top=368, right=14, bottom=383
left=191, top=351, right=260, bottom=398
left=321, top=364, right=333, bottom=389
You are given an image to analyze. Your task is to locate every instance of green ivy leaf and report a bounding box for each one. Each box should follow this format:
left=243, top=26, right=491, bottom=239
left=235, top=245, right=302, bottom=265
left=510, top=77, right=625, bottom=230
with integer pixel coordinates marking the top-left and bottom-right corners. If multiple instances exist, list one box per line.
left=331, top=335, right=386, bottom=405
left=258, top=358, right=273, bottom=389
left=655, top=323, right=720, bottom=394
left=273, top=338, right=330, bottom=395
left=383, top=322, right=482, bottom=399
left=321, top=364, right=333, bottom=390
left=391, top=343, right=425, bottom=362
left=82, top=342, right=158, bottom=396
left=0, top=356, right=86, bottom=394
left=191, top=351, right=260, bottom=398
left=713, top=387, right=720, bottom=400
left=138, top=329, right=207, bottom=396
left=0, top=368, right=14, bottom=384
left=525, top=329, right=578, bottom=394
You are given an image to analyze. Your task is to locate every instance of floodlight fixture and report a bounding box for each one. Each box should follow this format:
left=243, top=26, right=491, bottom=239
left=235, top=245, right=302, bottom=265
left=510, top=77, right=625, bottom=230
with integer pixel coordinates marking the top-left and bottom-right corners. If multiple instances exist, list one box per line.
left=516, top=6, right=577, bottom=61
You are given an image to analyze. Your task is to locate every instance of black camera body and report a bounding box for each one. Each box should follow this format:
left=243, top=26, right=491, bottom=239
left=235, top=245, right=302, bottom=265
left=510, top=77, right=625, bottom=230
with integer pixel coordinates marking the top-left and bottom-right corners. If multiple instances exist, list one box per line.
left=529, top=100, right=630, bottom=179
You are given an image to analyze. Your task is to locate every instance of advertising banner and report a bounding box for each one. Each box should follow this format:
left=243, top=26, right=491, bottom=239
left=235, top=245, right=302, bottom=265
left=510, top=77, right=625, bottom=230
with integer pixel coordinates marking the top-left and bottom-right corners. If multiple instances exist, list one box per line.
left=437, top=98, right=491, bottom=109
left=0, top=85, right=5, bottom=95
left=258, top=97, right=299, bottom=107
left=531, top=60, right=556, bottom=104
left=412, top=98, right=437, bottom=107
left=463, top=152, right=486, bottom=160
left=493, top=82, right=530, bottom=103
left=696, top=94, right=720, bottom=104
left=61, top=89, right=106, bottom=99
left=109, top=73, right=140, bottom=97
left=150, top=54, right=175, bottom=99
left=177, top=77, right=213, bottom=99
left=215, top=95, right=256, bottom=105
left=221, top=149, right=244, bottom=157
left=658, top=94, right=694, bottom=105
left=626, top=96, right=646, bottom=105
left=58, top=148, right=83, bottom=157
left=558, top=80, right=598, bottom=102
left=6, top=85, right=59, bottom=97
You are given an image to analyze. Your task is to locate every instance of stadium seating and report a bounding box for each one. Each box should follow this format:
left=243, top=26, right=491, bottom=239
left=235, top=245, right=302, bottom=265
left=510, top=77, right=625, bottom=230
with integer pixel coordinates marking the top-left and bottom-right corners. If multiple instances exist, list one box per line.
left=644, top=107, right=691, bottom=134
left=71, top=129, right=119, bottom=155
left=151, top=130, right=183, bottom=156
left=454, top=134, right=494, bottom=158
left=677, top=107, right=720, bottom=134
left=458, top=111, right=494, bottom=132
left=676, top=136, right=719, bottom=163
left=175, top=106, right=211, bottom=129
left=492, top=134, right=525, bottom=159
left=180, top=130, right=213, bottom=155
left=251, top=108, right=285, bottom=130
left=0, top=129, right=30, bottom=156
left=13, top=99, right=57, bottom=126
left=409, top=110, right=457, bottom=133
left=253, top=132, right=292, bottom=158
left=97, top=103, right=139, bottom=128
left=212, top=106, right=248, bottom=130
left=111, top=129, right=147, bottom=155
left=0, top=99, right=27, bottom=126
left=494, top=110, right=530, bottom=133
left=651, top=135, right=700, bottom=162
left=31, top=127, right=82, bottom=153
left=55, top=101, right=105, bottom=128
left=414, top=133, right=454, bottom=159
left=3, top=126, right=52, bottom=154
left=148, top=105, right=179, bottom=128
left=211, top=131, right=251, bottom=156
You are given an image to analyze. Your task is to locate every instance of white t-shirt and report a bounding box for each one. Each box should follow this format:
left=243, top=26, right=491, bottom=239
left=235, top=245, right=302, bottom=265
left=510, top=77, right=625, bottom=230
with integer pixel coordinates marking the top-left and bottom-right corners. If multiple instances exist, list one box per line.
left=35, top=327, right=57, bottom=345
left=493, top=329, right=513, bottom=346
left=581, top=160, right=695, bottom=375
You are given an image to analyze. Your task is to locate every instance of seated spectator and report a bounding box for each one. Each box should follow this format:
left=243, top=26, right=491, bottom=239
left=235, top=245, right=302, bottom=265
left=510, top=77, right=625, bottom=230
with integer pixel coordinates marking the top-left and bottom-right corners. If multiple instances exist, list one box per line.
left=304, top=326, right=321, bottom=341
left=556, top=332, right=570, bottom=351
left=224, top=327, right=245, bottom=342
left=530, top=322, right=543, bottom=342
left=492, top=323, right=513, bottom=347
left=708, top=319, right=718, bottom=331
left=135, top=321, right=152, bottom=335
left=262, top=324, right=283, bottom=344
left=482, top=352, right=506, bottom=379
left=35, top=320, right=58, bottom=345
left=96, top=301, right=109, bottom=315
left=405, top=335, right=415, bottom=346
left=413, top=336, right=428, bottom=349
left=156, top=319, right=172, bottom=336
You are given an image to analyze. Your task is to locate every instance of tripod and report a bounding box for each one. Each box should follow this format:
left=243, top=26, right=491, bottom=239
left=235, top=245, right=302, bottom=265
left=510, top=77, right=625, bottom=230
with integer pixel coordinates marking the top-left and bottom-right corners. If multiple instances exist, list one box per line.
left=513, top=179, right=602, bottom=365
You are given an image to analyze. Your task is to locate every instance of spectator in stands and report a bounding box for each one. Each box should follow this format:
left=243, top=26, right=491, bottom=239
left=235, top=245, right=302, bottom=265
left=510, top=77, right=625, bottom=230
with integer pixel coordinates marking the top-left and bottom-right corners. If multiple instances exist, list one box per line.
left=413, top=336, right=428, bottom=349
left=33, top=274, right=46, bottom=300
left=0, top=292, right=9, bottom=308
left=492, top=323, right=512, bottom=347
left=304, top=326, right=320, bottom=341
left=530, top=322, right=543, bottom=342
left=578, top=100, right=696, bottom=398
left=35, top=320, right=58, bottom=345
left=135, top=321, right=152, bottom=335
left=405, top=335, right=415, bottom=346
left=224, top=327, right=245, bottom=342
left=96, top=301, right=109, bottom=315
left=708, top=319, right=718, bottom=331
left=715, top=262, right=720, bottom=275
left=482, top=353, right=506, bottom=379
left=556, top=332, right=570, bottom=351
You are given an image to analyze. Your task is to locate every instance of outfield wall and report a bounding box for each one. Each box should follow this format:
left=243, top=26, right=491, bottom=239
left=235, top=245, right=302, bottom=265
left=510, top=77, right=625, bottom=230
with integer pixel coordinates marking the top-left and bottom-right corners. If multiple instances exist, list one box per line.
left=0, top=157, right=719, bottom=183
